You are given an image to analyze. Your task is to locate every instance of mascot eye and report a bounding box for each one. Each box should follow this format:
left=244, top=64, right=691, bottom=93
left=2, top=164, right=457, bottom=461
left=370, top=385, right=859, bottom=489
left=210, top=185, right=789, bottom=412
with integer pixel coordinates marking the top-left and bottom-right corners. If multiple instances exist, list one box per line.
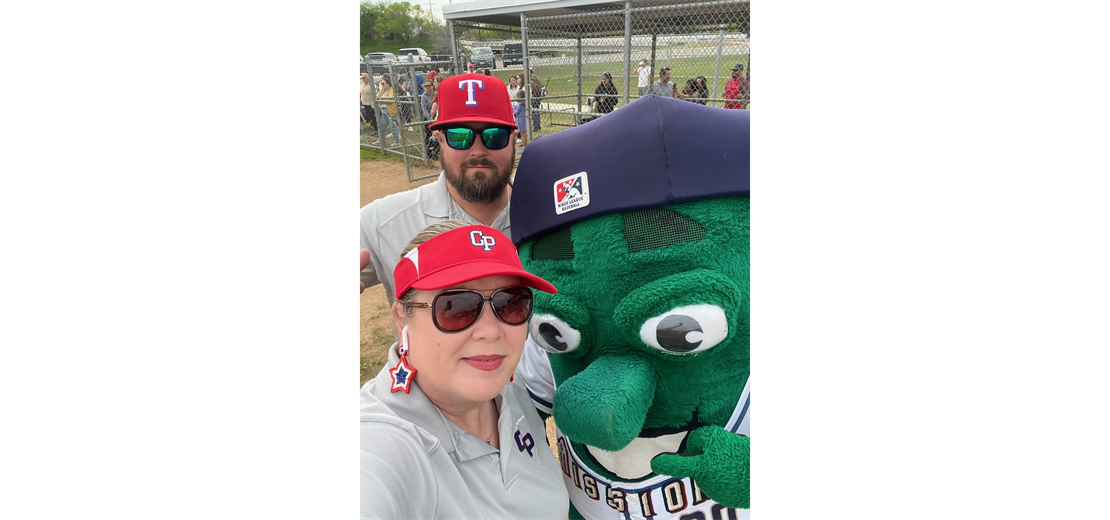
left=639, top=304, right=728, bottom=355
left=529, top=313, right=581, bottom=354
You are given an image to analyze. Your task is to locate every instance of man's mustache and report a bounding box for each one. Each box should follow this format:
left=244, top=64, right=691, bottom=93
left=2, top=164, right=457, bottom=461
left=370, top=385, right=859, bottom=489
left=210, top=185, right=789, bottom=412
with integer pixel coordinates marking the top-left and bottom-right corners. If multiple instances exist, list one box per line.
left=463, top=158, right=498, bottom=169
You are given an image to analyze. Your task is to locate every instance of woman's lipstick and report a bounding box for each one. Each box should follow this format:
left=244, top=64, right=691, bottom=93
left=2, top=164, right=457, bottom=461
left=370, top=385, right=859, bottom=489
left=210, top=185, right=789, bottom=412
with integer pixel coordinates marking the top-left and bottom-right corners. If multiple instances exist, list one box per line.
left=463, top=355, right=505, bottom=371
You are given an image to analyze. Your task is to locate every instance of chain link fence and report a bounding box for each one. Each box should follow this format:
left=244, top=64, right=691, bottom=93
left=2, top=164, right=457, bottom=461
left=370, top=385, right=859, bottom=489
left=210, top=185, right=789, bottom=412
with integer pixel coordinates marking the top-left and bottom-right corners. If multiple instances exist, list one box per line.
left=360, top=59, right=456, bottom=182
left=362, top=0, right=750, bottom=181
left=449, top=0, right=749, bottom=142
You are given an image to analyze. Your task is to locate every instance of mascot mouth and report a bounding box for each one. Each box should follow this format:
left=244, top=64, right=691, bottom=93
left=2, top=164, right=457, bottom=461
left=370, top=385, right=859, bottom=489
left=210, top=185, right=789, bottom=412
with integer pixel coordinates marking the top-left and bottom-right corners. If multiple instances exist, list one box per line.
left=578, top=420, right=702, bottom=482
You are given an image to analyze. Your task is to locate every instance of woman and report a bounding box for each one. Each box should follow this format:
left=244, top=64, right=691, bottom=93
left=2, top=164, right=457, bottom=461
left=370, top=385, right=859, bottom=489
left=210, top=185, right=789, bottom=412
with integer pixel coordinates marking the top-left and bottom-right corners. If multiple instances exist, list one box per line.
left=377, top=75, right=401, bottom=145
left=360, top=73, right=377, bottom=136
left=429, top=74, right=444, bottom=121
left=360, top=222, right=569, bottom=519
left=507, top=74, right=522, bottom=100
left=689, top=75, right=709, bottom=105
left=513, top=89, right=529, bottom=152
left=589, top=71, right=619, bottom=115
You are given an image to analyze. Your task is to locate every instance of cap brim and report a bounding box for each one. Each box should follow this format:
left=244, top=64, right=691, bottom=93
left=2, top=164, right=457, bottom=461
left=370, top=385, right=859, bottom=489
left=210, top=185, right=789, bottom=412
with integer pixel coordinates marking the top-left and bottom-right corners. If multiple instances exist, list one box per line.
left=429, top=116, right=519, bottom=131
left=410, top=260, right=556, bottom=294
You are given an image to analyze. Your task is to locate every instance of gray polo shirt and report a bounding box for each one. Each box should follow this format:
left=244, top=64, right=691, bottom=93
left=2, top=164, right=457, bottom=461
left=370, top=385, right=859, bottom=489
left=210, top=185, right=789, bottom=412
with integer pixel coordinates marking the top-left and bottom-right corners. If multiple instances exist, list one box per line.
left=359, top=173, right=512, bottom=303
left=361, top=343, right=569, bottom=519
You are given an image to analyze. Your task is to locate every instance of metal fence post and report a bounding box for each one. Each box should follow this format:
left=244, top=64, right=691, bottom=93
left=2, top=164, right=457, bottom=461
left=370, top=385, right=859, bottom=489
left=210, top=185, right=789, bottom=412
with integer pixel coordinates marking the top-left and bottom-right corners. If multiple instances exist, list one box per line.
left=712, top=24, right=724, bottom=107
left=521, top=12, right=532, bottom=143
left=449, top=21, right=460, bottom=74
left=576, top=32, right=583, bottom=126
left=623, top=0, right=632, bottom=106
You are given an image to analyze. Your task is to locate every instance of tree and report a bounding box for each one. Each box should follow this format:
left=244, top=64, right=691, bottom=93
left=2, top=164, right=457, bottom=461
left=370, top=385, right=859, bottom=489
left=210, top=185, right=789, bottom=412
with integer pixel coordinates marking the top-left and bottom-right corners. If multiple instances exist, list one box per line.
left=359, top=1, right=384, bottom=42
left=373, top=1, right=436, bottom=46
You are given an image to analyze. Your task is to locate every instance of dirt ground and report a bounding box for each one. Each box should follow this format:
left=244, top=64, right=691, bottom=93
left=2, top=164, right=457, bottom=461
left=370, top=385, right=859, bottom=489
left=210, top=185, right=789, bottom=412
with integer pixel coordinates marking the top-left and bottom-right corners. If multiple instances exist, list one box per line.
left=359, top=155, right=559, bottom=458
left=359, top=158, right=440, bottom=384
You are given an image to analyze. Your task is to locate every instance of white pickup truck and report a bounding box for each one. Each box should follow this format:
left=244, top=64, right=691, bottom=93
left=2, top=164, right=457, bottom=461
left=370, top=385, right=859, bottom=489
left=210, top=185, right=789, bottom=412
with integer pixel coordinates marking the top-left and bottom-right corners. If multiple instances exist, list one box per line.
left=397, top=48, right=432, bottom=71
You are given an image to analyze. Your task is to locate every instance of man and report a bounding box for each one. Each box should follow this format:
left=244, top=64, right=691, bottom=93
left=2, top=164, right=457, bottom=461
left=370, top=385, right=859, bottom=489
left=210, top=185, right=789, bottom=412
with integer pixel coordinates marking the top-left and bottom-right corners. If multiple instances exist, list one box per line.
left=723, top=63, right=747, bottom=110
left=647, top=66, right=685, bottom=98
left=419, top=80, right=438, bottom=159
left=634, top=60, right=652, bottom=96
left=360, top=73, right=519, bottom=302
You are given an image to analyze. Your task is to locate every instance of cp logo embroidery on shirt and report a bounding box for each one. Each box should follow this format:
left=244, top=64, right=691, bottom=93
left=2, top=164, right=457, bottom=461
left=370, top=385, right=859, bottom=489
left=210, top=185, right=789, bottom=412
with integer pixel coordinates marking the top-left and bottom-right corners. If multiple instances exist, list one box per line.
left=458, top=79, right=485, bottom=106
left=469, top=230, right=496, bottom=251
left=514, top=430, right=535, bottom=457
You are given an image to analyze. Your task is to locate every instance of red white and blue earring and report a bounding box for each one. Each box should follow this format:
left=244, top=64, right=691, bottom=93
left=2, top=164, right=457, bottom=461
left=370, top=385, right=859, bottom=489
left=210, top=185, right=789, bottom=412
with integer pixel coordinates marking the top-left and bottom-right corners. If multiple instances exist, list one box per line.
left=389, top=325, right=417, bottom=394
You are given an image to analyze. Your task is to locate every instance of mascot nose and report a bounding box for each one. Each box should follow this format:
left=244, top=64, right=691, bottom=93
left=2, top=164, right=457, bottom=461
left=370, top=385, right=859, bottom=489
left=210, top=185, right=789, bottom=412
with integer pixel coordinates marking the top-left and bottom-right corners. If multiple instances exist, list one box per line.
left=552, top=354, right=656, bottom=451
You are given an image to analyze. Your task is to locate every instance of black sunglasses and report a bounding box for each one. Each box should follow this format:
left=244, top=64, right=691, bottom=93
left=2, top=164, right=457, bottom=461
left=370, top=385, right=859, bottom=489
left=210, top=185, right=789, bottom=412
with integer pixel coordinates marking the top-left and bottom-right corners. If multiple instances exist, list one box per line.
left=408, top=286, right=534, bottom=333
left=442, top=127, right=513, bottom=151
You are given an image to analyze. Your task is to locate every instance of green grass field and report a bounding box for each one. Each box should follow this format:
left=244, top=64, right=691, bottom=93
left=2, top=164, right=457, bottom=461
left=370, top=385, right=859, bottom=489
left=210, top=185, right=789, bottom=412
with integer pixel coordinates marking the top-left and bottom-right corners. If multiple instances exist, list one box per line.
left=487, top=52, right=748, bottom=101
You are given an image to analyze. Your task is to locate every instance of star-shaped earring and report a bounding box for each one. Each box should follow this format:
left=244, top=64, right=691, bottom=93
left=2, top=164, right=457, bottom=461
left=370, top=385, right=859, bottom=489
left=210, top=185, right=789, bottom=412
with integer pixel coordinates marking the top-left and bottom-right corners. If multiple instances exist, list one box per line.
left=388, top=355, right=417, bottom=394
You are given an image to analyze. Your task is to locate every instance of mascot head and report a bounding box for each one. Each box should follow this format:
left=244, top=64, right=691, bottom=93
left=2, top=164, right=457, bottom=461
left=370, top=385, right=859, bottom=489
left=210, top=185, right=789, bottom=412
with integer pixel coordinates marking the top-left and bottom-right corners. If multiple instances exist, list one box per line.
left=511, top=96, right=749, bottom=484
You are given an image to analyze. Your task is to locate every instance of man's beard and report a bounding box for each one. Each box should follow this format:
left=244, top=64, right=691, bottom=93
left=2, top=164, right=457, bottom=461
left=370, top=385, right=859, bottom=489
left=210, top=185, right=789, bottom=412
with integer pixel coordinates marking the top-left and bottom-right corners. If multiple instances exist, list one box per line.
left=441, top=144, right=516, bottom=204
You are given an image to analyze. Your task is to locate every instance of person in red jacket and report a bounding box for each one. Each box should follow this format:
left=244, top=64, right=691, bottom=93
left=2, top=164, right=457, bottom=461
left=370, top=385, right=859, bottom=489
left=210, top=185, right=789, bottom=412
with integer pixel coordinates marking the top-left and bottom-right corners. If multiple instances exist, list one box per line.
left=723, top=63, right=747, bottom=110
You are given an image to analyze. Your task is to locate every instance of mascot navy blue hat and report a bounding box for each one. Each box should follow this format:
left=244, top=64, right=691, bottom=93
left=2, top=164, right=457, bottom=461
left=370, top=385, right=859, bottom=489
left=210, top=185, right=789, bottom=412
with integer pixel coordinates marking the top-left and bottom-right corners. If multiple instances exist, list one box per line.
left=511, top=95, right=748, bottom=244
left=511, top=95, right=751, bottom=519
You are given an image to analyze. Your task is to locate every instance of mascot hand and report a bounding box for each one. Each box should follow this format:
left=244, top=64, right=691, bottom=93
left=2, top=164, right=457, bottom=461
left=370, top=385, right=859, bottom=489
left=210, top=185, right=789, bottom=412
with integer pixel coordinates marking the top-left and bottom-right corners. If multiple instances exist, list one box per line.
left=650, top=425, right=749, bottom=509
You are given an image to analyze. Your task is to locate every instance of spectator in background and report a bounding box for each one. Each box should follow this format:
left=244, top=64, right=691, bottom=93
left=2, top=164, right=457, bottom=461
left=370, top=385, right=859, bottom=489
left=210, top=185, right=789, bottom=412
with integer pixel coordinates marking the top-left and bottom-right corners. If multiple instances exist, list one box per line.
left=429, top=72, right=442, bottom=121
left=420, top=80, right=438, bottom=159
left=723, top=63, right=747, bottom=110
left=589, top=72, right=619, bottom=115
left=648, top=67, right=685, bottom=99
left=528, top=71, right=543, bottom=133
left=420, top=80, right=436, bottom=121
left=397, top=73, right=414, bottom=124
left=513, top=89, right=528, bottom=153
left=360, top=98, right=368, bottom=140
left=360, top=73, right=378, bottom=135
left=634, top=60, right=652, bottom=96
left=507, top=75, right=522, bottom=100
left=378, top=75, right=401, bottom=145
left=482, top=69, right=492, bottom=76
left=688, top=76, right=709, bottom=105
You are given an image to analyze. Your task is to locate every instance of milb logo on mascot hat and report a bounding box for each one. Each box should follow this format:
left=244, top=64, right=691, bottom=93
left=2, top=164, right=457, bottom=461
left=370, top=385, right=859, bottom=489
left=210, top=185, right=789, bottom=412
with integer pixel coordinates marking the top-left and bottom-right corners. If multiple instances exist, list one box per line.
left=429, top=73, right=517, bottom=131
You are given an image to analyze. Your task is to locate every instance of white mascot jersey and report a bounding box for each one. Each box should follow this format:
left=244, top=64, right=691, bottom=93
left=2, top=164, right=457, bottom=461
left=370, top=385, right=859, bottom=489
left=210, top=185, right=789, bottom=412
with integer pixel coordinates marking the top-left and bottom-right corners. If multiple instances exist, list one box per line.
left=518, top=339, right=750, bottom=520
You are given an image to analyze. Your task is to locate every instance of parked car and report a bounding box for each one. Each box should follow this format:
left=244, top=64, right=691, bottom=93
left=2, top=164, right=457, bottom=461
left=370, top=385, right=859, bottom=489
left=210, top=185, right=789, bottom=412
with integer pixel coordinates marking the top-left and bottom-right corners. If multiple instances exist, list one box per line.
left=398, top=47, right=431, bottom=71
left=360, top=55, right=367, bottom=75
left=470, top=46, right=495, bottom=70
left=364, top=52, right=397, bottom=74
left=502, top=43, right=523, bottom=66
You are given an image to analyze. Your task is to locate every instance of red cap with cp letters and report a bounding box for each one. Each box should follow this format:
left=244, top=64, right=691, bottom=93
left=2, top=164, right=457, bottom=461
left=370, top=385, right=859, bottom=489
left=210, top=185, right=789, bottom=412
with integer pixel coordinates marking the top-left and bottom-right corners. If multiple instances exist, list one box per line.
left=428, top=73, right=517, bottom=130
left=393, top=225, right=556, bottom=299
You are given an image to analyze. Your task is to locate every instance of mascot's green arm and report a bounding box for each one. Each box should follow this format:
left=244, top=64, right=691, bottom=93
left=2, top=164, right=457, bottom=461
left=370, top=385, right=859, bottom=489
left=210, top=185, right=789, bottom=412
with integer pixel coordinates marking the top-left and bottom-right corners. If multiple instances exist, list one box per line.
left=650, top=425, right=750, bottom=509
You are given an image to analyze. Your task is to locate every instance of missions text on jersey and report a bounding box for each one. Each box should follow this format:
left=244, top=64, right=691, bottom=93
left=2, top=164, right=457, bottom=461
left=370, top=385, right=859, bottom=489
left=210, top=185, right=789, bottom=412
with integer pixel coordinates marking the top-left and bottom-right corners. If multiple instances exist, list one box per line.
left=552, top=381, right=750, bottom=520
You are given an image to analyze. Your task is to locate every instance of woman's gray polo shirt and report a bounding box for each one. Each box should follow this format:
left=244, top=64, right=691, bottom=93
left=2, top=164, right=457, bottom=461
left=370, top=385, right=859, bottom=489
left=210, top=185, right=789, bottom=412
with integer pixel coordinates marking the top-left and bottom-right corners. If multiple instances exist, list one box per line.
left=361, top=344, right=569, bottom=519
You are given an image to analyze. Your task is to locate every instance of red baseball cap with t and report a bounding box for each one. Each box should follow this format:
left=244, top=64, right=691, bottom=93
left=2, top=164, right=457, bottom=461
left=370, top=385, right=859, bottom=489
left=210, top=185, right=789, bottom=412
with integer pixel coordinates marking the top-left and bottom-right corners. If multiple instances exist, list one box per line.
left=428, top=73, right=517, bottom=131
left=393, top=225, right=556, bottom=299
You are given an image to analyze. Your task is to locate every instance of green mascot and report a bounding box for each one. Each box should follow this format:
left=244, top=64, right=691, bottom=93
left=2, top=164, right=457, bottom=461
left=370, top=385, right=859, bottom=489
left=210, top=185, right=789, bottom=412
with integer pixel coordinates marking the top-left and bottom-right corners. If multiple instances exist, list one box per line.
left=511, top=95, right=750, bottom=520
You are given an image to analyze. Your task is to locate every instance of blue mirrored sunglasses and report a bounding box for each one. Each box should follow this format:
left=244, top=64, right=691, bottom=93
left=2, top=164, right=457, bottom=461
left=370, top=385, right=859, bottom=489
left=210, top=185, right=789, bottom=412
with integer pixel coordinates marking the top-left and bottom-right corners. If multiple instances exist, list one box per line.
left=442, top=127, right=513, bottom=151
